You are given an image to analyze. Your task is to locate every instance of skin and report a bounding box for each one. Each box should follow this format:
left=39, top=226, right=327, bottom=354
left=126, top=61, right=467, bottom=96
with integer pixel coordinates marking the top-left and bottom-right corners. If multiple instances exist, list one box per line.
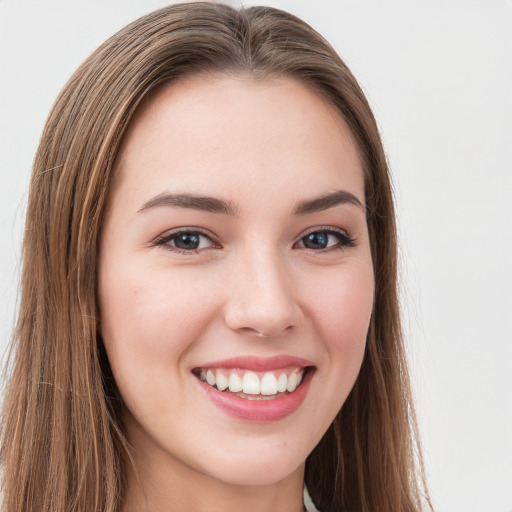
left=98, top=75, right=375, bottom=512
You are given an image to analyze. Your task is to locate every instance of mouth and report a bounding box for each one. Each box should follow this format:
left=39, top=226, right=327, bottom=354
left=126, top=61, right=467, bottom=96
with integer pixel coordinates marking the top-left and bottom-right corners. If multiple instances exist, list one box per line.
left=193, top=366, right=310, bottom=400
left=192, top=356, right=315, bottom=422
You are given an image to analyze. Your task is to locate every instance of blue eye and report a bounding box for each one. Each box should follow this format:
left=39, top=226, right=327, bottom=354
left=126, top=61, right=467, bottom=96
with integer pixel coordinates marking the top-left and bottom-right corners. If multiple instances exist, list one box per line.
left=297, top=229, right=354, bottom=251
left=155, top=230, right=216, bottom=252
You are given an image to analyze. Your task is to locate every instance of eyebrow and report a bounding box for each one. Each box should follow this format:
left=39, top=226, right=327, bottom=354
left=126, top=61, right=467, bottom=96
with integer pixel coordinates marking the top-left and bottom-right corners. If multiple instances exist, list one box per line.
left=293, top=190, right=364, bottom=214
left=138, top=193, right=238, bottom=215
left=137, top=189, right=363, bottom=216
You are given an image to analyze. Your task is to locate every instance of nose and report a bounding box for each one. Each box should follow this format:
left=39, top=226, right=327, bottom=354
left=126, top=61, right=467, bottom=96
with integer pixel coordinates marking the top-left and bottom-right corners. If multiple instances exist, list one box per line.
left=223, top=250, right=302, bottom=338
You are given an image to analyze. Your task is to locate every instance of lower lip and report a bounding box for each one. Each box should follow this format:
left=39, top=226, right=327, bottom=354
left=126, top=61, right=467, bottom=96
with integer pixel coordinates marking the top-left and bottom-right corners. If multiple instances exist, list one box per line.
left=196, top=369, right=314, bottom=422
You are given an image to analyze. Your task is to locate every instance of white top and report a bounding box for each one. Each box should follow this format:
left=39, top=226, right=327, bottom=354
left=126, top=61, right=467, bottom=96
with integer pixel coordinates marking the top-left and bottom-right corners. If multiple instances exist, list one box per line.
left=304, top=486, right=320, bottom=512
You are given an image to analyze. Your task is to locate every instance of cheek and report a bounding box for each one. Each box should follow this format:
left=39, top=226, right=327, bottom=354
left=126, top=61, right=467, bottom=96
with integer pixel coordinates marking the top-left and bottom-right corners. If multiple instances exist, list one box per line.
left=98, top=261, right=218, bottom=388
left=315, top=266, right=374, bottom=343
left=292, top=259, right=373, bottom=437
left=307, top=261, right=374, bottom=364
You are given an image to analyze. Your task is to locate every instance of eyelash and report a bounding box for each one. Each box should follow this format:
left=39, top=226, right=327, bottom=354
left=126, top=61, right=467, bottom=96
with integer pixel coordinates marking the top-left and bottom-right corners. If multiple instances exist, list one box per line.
left=153, top=228, right=220, bottom=254
left=295, top=226, right=356, bottom=252
left=153, top=226, right=355, bottom=254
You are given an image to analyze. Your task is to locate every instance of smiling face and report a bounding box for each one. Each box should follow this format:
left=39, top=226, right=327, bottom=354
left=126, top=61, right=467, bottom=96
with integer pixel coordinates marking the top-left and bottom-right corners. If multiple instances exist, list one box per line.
left=98, top=75, right=374, bottom=506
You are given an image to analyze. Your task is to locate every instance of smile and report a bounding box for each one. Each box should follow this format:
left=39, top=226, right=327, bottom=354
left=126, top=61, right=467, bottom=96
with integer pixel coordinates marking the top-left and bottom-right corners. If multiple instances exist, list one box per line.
left=196, top=367, right=305, bottom=399
left=193, top=356, right=315, bottom=422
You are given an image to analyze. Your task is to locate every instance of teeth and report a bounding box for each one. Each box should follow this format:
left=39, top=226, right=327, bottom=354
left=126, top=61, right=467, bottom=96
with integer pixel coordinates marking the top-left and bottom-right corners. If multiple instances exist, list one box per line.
left=215, top=370, right=229, bottom=391
left=242, top=372, right=260, bottom=394
left=199, top=367, right=306, bottom=397
left=277, top=373, right=287, bottom=392
left=206, top=370, right=216, bottom=386
left=286, top=372, right=298, bottom=392
left=228, top=373, right=243, bottom=393
left=260, top=373, right=278, bottom=395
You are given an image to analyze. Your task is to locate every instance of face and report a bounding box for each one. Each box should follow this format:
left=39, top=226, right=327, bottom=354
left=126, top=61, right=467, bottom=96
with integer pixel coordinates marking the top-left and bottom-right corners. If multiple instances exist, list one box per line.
left=98, top=75, right=374, bottom=492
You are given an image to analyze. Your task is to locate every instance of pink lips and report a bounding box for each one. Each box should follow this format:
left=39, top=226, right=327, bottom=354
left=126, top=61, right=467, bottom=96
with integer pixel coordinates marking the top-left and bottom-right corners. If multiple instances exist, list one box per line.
left=194, top=355, right=314, bottom=422
left=199, top=355, right=314, bottom=372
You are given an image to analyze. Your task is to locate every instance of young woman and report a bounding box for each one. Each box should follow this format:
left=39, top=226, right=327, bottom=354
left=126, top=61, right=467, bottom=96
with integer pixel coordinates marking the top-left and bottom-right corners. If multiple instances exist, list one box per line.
left=0, top=3, right=431, bottom=511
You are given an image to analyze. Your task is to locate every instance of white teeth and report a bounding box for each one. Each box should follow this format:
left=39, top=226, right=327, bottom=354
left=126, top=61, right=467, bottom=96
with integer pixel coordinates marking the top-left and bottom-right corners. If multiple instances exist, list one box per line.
left=242, top=371, right=261, bottom=394
left=277, top=373, right=287, bottom=392
left=199, top=367, right=306, bottom=396
left=286, top=372, right=298, bottom=392
left=216, top=370, right=229, bottom=391
left=206, top=369, right=216, bottom=386
left=228, top=373, right=243, bottom=393
left=260, top=373, right=278, bottom=395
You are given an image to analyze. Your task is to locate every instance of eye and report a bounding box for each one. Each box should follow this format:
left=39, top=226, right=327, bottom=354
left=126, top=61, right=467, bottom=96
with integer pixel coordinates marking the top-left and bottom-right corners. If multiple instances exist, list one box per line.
left=295, top=228, right=355, bottom=251
left=154, top=229, right=218, bottom=253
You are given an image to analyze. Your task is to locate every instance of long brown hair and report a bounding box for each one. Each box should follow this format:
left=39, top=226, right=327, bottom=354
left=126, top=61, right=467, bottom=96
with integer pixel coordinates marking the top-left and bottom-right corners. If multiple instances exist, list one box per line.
left=1, top=3, right=431, bottom=511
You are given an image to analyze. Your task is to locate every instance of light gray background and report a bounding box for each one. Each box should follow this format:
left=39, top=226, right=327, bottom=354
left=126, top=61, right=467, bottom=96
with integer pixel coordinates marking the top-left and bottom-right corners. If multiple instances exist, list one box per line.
left=1, top=1, right=511, bottom=511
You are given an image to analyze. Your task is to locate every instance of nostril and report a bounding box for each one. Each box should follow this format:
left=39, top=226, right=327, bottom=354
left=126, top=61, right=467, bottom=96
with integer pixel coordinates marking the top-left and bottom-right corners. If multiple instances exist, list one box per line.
left=237, top=325, right=295, bottom=339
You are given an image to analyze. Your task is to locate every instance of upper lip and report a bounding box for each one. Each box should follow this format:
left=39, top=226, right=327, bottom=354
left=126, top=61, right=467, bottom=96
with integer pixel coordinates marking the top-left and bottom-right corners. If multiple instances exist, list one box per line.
left=193, top=355, right=314, bottom=372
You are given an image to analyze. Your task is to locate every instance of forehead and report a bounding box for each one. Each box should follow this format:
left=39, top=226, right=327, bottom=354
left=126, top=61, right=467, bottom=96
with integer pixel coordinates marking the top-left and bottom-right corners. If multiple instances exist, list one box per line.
left=112, top=74, right=365, bottom=210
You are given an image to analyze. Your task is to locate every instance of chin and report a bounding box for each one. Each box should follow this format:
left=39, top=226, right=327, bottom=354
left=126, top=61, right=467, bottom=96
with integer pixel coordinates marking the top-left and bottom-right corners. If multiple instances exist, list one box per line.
left=175, top=433, right=309, bottom=487
left=205, top=457, right=305, bottom=487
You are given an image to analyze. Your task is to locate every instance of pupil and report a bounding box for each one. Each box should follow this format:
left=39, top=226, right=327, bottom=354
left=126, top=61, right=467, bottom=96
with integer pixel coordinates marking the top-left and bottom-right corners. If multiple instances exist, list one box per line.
left=304, top=232, right=328, bottom=249
left=175, top=233, right=200, bottom=250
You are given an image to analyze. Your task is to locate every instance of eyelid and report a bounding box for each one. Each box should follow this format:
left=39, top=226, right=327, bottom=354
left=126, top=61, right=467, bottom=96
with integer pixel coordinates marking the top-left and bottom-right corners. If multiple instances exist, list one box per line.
left=152, top=227, right=221, bottom=252
left=298, top=225, right=349, bottom=238
left=294, top=225, right=356, bottom=250
left=151, top=225, right=355, bottom=254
